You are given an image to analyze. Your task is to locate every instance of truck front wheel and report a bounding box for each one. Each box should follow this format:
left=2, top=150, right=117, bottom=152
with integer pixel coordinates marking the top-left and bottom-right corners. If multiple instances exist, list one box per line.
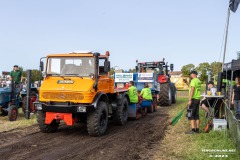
left=37, top=110, right=59, bottom=133
left=87, top=101, right=108, bottom=136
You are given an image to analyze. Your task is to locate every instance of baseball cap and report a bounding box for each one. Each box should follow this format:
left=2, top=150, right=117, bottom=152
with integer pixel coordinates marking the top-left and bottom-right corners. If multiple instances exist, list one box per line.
left=208, top=81, right=214, bottom=85
left=13, top=65, right=18, bottom=67
left=189, top=70, right=198, bottom=75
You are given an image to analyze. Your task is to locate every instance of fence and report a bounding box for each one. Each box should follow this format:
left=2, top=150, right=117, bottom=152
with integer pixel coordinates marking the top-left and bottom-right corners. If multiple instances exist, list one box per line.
left=225, top=102, right=240, bottom=150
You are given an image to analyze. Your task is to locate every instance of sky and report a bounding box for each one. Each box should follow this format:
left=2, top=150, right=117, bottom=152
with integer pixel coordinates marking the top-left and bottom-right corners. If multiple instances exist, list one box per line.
left=0, top=0, right=240, bottom=74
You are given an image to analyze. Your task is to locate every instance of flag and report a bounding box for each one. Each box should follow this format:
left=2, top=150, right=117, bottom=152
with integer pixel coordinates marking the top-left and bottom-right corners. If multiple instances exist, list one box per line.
left=229, top=0, right=240, bottom=13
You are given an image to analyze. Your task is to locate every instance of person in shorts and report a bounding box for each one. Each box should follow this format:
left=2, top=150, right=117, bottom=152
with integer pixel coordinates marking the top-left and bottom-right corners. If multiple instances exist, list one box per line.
left=200, top=81, right=215, bottom=117
left=186, top=70, right=201, bottom=134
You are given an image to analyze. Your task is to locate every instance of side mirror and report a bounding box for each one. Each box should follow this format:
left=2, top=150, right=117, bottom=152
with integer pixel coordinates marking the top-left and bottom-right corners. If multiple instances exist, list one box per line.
left=170, top=64, right=174, bottom=72
left=40, top=61, right=44, bottom=72
left=104, top=61, right=110, bottom=72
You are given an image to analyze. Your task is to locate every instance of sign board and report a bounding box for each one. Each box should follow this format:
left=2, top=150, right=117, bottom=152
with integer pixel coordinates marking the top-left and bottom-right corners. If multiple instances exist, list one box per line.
left=138, top=73, right=153, bottom=82
left=115, top=73, right=133, bottom=82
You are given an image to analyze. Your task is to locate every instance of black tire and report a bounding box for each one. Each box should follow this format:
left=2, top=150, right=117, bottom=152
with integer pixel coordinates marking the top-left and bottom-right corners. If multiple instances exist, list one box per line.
left=22, top=92, right=37, bottom=113
left=172, top=86, right=177, bottom=104
left=22, top=96, right=27, bottom=114
left=37, top=110, right=59, bottom=133
left=158, top=83, right=172, bottom=106
left=8, top=105, right=18, bottom=121
left=153, top=97, right=157, bottom=112
left=114, top=97, right=128, bottom=125
left=87, top=101, right=108, bottom=136
left=147, top=101, right=154, bottom=113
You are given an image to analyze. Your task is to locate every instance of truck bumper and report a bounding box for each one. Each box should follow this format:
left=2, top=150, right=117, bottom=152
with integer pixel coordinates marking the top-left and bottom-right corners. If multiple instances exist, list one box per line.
left=34, top=102, right=95, bottom=113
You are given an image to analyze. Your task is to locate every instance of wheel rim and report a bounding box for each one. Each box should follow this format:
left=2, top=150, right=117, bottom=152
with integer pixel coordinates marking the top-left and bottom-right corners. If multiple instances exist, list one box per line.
left=100, top=111, right=107, bottom=129
left=11, top=108, right=17, bottom=120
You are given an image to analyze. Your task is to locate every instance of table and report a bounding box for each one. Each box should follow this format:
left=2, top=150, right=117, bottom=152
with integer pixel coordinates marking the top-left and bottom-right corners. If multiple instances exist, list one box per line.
left=201, top=94, right=228, bottom=135
left=200, top=94, right=225, bottom=118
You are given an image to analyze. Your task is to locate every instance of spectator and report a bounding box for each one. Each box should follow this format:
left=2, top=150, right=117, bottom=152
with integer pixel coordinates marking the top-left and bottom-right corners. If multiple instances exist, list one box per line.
left=127, top=81, right=138, bottom=104
left=10, top=65, right=23, bottom=92
left=232, top=76, right=240, bottom=120
left=140, top=83, right=152, bottom=100
left=186, top=70, right=201, bottom=134
left=200, top=81, right=215, bottom=117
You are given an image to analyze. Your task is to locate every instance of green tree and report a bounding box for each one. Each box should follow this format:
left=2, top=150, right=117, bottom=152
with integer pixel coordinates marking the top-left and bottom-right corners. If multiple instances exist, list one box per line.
left=195, top=62, right=210, bottom=82
left=128, top=68, right=136, bottom=73
left=210, top=61, right=222, bottom=76
left=31, top=69, right=42, bottom=83
left=110, top=67, right=115, bottom=75
left=181, top=64, right=195, bottom=77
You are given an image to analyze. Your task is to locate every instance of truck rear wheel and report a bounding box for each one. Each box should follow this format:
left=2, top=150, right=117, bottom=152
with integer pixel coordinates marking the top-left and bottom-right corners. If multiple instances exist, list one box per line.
left=37, top=110, right=59, bottom=133
left=153, top=97, right=157, bottom=112
left=87, top=101, right=108, bottom=136
left=158, top=83, right=172, bottom=106
left=114, top=97, right=128, bottom=125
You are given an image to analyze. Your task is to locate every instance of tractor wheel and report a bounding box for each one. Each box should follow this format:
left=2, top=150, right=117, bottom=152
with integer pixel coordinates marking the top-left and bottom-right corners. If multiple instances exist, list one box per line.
left=114, top=97, right=128, bottom=125
left=87, top=101, right=108, bottom=136
left=147, top=102, right=154, bottom=113
left=22, top=92, right=37, bottom=114
left=158, top=83, right=172, bottom=106
left=172, top=86, right=177, bottom=104
left=37, top=110, right=59, bottom=133
left=8, top=105, right=18, bottom=121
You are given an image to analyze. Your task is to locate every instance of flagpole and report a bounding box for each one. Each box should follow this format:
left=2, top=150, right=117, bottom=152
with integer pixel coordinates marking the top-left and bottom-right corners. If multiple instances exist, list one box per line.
left=222, top=7, right=231, bottom=71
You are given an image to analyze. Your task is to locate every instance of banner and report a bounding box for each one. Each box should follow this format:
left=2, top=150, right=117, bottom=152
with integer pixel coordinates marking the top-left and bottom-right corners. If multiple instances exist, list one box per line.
left=138, top=73, right=153, bottom=82
left=115, top=73, right=133, bottom=82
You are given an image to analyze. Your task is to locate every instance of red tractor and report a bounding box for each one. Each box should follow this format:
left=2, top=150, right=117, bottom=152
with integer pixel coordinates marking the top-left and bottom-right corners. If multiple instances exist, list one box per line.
left=136, top=59, right=177, bottom=106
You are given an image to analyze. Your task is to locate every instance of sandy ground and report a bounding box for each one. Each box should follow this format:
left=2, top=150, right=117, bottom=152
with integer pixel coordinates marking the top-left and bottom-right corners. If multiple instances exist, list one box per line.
left=0, top=105, right=173, bottom=160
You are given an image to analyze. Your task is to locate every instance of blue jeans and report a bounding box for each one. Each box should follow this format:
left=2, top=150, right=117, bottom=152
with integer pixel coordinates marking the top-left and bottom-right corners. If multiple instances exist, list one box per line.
left=234, top=100, right=240, bottom=119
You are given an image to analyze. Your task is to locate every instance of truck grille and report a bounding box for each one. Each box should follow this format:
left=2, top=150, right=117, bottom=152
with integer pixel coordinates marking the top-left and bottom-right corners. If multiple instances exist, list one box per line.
left=42, top=92, right=84, bottom=101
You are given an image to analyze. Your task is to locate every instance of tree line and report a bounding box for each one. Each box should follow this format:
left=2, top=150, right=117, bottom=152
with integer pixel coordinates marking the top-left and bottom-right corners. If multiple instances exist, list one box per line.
left=15, top=61, right=222, bottom=84
left=181, top=61, right=222, bottom=82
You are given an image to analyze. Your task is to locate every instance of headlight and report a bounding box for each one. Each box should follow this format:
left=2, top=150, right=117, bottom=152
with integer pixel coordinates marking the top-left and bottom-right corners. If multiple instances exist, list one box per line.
left=77, top=106, right=86, bottom=112
left=34, top=102, right=42, bottom=110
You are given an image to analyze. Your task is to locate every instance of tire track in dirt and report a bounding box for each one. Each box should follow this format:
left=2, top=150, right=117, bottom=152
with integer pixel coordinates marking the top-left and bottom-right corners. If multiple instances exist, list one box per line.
left=0, top=106, right=171, bottom=160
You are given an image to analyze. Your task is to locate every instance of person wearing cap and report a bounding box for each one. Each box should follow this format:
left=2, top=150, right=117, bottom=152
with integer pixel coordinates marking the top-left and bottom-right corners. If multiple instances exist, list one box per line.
left=140, top=83, right=153, bottom=100
left=200, top=81, right=215, bottom=117
left=10, top=65, right=23, bottom=91
left=127, top=81, right=138, bottom=104
left=186, top=70, right=201, bottom=134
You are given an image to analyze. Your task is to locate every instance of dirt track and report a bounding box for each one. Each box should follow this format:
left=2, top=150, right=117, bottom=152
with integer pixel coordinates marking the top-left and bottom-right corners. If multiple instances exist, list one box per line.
left=0, top=106, right=172, bottom=160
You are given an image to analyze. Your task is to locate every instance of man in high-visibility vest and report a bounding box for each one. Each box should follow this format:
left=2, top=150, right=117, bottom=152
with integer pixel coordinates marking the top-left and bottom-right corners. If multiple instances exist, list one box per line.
left=128, top=81, right=138, bottom=104
left=140, top=83, right=153, bottom=100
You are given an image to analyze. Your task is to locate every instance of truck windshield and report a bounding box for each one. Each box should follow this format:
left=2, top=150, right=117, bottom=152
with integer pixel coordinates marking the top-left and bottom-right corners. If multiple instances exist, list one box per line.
left=46, top=57, right=95, bottom=77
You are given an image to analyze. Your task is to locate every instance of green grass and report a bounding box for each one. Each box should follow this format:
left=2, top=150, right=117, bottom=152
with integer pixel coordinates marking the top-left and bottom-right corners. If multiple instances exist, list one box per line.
left=0, top=109, right=37, bottom=132
left=154, top=96, right=240, bottom=160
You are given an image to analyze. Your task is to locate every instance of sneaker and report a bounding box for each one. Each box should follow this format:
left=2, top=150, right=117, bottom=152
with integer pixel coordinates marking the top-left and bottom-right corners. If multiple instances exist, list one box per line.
left=185, top=130, right=196, bottom=134
left=195, top=128, right=200, bottom=133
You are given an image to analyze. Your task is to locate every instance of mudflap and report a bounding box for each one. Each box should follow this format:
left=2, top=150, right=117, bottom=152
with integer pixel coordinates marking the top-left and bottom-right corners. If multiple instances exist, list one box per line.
left=45, top=112, right=74, bottom=126
left=128, top=103, right=137, bottom=119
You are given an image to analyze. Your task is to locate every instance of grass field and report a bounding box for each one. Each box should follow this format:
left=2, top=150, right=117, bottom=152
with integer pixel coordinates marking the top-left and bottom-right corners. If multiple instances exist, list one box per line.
left=0, top=109, right=37, bottom=132
left=154, top=92, right=240, bottom=159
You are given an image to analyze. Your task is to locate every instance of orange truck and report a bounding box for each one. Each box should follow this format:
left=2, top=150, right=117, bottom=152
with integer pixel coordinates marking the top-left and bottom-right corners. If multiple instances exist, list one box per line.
left=34, top=51, right=129, bottom=136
